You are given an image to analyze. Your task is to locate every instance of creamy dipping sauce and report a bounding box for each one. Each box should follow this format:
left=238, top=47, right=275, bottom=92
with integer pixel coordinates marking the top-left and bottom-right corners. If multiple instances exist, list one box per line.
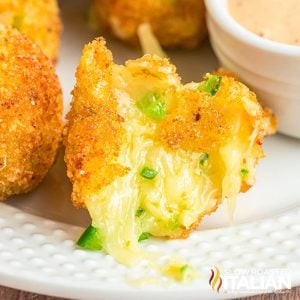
left=228, top=0, right=300, bottom=46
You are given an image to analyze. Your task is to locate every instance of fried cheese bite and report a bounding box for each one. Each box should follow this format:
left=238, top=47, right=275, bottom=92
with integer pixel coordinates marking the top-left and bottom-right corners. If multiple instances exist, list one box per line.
left=65, top=38, right=275, bottom=265
left=92, top=0, right=207, bottom=49
left=0, top=0, right=62, bottom=62
left=0, top=27, right=63, bottom=201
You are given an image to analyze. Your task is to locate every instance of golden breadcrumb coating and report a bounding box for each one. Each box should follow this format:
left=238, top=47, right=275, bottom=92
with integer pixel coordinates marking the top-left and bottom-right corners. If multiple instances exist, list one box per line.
left=92, top=0, right=207, bottom=49
left=65, top=40, right=129, bottom=208
left=0, top=27, right=63, bottom=201
left=0, top=0, right=62, bottom=62
left=65, top=38, right=275, bottom=265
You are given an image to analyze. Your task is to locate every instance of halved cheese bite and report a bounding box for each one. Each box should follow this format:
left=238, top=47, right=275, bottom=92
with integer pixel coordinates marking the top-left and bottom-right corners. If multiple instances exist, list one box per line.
left=64, top=38, right=275, bottom=266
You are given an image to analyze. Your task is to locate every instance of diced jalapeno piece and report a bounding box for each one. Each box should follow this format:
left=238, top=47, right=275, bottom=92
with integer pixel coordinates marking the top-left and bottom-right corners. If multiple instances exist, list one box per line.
left=199, top=75, right=222, bottom=96
left=240, top=168, right=249, bottom=179
left=135, top=207, right=145, bottom=217
left=199, top=152, right=209, bottom=167
left=77, top=225, right=103, bottom=251
left=140, top=167, right=158, bottom=179
left=138, top=232, right=150, bottom=242
left=136, top=92, right=166, bottom=120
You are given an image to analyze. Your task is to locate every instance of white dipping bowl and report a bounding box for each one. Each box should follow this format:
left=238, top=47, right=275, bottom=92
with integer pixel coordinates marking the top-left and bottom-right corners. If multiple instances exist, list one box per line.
left=205, top=0, right=300, bottom=138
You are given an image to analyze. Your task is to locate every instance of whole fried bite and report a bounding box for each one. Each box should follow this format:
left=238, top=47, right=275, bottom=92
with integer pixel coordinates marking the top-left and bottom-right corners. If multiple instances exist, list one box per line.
left=65, top=38, right=275, bottom=265
left=0, top=0, right=62, bottom=62
left=92, top=0, right=207, bottom=49
left=0, top=27, right=63, bottom=201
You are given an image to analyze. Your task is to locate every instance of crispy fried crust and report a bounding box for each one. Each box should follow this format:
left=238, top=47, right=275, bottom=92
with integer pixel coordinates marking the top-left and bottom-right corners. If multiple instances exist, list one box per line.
left=64, top=38, right=129, bottom=208
left=93, top=0, right=207, bottom=48
left=0, top=0, right=62, bottom=62
left=158, top=88, right=228, bottom=153
left=0, top=27, right=63, bottom=201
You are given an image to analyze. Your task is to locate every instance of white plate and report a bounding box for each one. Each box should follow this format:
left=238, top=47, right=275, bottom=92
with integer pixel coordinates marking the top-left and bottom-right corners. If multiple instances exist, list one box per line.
left=1, top=1, right=300, bottom=299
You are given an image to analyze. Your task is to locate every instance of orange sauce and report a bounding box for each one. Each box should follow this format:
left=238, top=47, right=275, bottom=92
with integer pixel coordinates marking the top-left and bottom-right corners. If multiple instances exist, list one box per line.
left=228, top=0, right=300, bottom=46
